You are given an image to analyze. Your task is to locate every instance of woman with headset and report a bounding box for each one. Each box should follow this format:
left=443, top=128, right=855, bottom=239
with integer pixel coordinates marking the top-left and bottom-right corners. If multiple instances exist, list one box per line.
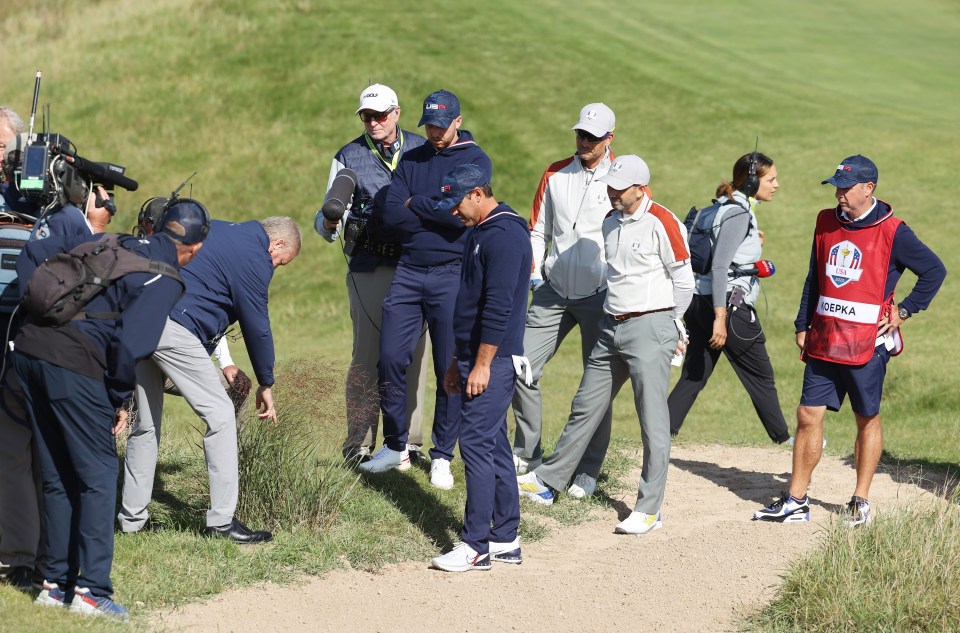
left=667, top=152, right=791, bottom=444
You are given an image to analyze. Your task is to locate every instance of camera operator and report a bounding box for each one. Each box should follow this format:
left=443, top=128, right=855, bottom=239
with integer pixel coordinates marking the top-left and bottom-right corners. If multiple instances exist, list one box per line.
left=0, top=106, right=42, bottom=592
left=667, top=152, right=790, bottom=443
left=315, top=83, right=431, bottom=465
left=32, top=182, right=114, bottom=240
left=1, top=107, right=31, bottom=215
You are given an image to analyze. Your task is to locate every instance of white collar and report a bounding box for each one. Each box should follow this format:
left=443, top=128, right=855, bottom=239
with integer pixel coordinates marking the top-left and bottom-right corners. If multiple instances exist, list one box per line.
left=841, top=197, right=877, bottom=223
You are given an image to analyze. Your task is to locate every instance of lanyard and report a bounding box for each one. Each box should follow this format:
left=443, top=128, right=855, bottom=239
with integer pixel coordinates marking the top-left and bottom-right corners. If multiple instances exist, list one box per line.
left=364, top=130, right=405, bottom=172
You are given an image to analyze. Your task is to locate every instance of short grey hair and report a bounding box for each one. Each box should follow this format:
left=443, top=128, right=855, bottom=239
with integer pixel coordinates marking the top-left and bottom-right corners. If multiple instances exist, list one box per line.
left=0, top=107, right=25, bottom=134
left=261, top=216, right=302, bottom=253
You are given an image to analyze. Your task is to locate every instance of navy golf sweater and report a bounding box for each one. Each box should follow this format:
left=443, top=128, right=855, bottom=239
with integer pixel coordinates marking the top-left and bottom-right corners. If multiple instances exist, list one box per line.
left=375, top=130, right=493, bottom=267
left=170, top=220, right=277, bottom=386
left=454, top=204, right=532, bottom=360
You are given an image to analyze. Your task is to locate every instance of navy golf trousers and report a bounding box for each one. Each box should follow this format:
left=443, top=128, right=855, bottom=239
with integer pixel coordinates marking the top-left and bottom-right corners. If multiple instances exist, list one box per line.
left=379, top=262, right=462, bottom=461
left=14, top=353, right=118, bottom=598
left=458, top=357, right=521, bottom=554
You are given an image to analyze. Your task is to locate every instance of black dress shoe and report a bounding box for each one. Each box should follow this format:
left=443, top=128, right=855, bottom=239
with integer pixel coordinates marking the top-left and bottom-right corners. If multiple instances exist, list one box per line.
left=203, top=519, right=273, bottom=544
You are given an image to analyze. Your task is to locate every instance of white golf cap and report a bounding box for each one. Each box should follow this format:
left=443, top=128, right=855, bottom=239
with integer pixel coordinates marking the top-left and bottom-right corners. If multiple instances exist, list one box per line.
left=355, top=84, right=399, bottom=115
left=599, top=155, right=651, bottom=189
left=571, top=102, right=615, bottom=137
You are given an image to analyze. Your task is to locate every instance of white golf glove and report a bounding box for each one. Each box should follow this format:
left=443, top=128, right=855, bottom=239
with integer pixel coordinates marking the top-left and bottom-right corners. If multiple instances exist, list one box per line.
left=512, top=355, right=533, bottom=386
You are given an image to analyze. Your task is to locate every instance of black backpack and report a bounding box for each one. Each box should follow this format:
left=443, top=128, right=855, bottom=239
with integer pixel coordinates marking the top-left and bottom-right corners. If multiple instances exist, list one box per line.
left=683, top=200, right=753, bottom=275
left=22, top=234, right=183, bottom=326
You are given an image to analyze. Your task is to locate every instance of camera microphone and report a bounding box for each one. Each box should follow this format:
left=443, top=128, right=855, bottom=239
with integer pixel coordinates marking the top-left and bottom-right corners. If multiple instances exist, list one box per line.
left=730, top=260, right=776, bottom=278
left=60, top=151, right=139, bottom=192
left=321, top=168, right=357, bottom=222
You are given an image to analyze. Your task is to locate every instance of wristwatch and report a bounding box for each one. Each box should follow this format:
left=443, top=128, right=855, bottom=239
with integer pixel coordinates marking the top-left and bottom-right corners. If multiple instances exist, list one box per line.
left=897, top=305, right=910, bottom=320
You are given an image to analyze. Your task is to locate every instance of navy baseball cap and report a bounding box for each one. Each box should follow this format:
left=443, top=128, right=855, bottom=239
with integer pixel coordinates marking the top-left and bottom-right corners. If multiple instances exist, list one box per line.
left=418, top=90, right=460, bottom=128
left=434, top=163, right=488, bottom=212
left=159, top=198, right=210, bottom=245
left=822, top=155, right=879, bottom=187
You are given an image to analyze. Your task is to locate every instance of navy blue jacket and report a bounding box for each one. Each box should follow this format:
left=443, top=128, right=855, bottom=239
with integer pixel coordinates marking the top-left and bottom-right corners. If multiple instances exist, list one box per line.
left=795, top=200, right=946, bottom=332
left=15, top=233, right=185, bottom=407
left=170, top=220, right=277, bottom=386
left=334, top=129, right=426, bottom=272
left=1, top=180, right=37, bottom=215
left=454, top=204, right=532, bottom=360
left=375, top=130, right=493, bottom=267
left=31, top=203, right=91, bottom=241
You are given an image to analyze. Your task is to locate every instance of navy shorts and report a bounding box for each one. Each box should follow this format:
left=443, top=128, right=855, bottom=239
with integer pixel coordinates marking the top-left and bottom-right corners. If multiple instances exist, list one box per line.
left=800, top=346, right=890, bottom=417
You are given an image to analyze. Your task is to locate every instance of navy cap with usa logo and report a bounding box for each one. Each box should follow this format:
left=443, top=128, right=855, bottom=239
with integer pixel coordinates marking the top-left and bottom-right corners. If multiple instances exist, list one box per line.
left=822, top=154, right=879, bottom=188
left=418, top=89, right=460, bottom=128
left=434, top=163, right=487, bottom=212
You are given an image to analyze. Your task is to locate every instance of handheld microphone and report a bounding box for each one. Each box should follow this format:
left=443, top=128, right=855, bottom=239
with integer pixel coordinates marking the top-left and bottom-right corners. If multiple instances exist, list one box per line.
left=730, top=260, right=776, bottom=278
left=321, top=168, right=357, bottom=222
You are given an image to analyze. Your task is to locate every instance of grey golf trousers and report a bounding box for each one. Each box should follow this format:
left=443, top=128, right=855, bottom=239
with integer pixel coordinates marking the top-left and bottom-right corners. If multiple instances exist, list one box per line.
left=535, top=312, right=676, bottom=515
left=512, top=282, right=611, bottom=478
left=344, top=266, right=429, bottom=453
left=119, top=318, right=239, bottom=531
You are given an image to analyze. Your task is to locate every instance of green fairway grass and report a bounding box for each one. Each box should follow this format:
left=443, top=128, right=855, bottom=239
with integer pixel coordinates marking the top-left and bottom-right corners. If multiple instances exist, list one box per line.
left=2, top=0, right=957, bottom=630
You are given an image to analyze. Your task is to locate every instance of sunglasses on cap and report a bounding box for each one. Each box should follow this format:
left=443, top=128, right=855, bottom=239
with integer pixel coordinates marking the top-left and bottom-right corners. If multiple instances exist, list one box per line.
left=576, top=129, right=610, bottom=143
left=359, top=108, right=396, bottom=124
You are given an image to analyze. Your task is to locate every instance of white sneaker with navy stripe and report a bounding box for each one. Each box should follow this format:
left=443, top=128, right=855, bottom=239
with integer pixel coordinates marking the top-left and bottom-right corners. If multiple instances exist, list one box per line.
left=489, top=537, right=522, bottom=564
left=431, top=542, right=491, bottom=572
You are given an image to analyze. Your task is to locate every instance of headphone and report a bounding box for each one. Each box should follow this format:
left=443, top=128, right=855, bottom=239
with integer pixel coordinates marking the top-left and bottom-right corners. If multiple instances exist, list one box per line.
left=135, top=196, right=168, bottom=236
left=741, top=143, right=760, bottom=198
left=135, top=172, right=208, bottom=237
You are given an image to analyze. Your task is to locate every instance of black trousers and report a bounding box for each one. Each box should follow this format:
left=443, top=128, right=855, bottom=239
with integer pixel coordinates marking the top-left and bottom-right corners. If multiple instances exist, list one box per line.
left=668, top=294, right=790, bottom=443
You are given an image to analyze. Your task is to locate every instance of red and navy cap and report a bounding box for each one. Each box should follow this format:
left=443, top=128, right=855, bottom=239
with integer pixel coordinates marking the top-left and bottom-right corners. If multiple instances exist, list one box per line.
left=822, top=155, right=878, bottom=187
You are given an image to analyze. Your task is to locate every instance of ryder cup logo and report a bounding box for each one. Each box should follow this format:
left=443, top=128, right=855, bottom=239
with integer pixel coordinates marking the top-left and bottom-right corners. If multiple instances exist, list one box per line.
left=825, top=240, right=864, bottom=288
left=585, top=110, right=598, bottom=120
left=610, top=162, right=623, bottom=172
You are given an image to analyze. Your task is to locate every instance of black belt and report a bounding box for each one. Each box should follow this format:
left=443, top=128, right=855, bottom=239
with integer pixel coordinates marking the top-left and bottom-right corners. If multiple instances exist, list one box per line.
left=609, top=307, right=673, bottom=321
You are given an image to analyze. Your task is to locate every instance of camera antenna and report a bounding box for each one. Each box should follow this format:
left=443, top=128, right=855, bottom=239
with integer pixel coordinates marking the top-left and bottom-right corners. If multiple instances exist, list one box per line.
left=27, top=71, right=41, bottom=143
left=170, top=171, right=197, bottom=200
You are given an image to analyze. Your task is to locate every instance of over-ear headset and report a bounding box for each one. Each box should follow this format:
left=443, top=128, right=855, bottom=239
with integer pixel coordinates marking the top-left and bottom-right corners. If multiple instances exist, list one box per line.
left=135, top=196, right=169, bottom=236
left=134, top=172, right=209, bottom=238
left=741, top=140, right=760, bottom=198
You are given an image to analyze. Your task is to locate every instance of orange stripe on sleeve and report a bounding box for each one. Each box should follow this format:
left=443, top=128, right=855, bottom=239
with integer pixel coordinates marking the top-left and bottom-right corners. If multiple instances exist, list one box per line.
left=528, top=156, right=574, bottom=231
left=648, top=202, right=690, bottom=262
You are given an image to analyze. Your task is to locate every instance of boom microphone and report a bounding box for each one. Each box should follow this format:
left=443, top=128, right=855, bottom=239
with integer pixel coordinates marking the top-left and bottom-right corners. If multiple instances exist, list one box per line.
left=321, top=168, right=357, bottom=222
left=730, top=260, right=776, bottom=278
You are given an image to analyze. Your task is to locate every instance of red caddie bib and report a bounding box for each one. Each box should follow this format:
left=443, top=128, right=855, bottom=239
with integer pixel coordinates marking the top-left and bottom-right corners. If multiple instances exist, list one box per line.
left=804, top=203, right=901, bottom=365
